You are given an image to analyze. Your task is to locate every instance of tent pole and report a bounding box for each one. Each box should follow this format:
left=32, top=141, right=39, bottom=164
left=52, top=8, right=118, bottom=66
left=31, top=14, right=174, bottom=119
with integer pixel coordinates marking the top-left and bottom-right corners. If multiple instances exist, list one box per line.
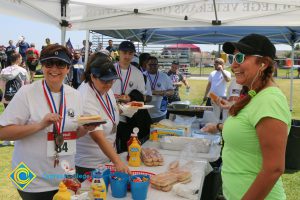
left=84, top=30, right=90, bottom=69
left=289, top=44, right=295, bottom=111
left=61, top=26, right=66, bottom=45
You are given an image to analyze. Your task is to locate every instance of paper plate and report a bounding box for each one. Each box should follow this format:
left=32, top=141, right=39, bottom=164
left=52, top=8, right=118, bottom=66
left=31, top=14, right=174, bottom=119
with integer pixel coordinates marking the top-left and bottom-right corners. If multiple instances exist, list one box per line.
left=75, top=119, right=107, bottom=126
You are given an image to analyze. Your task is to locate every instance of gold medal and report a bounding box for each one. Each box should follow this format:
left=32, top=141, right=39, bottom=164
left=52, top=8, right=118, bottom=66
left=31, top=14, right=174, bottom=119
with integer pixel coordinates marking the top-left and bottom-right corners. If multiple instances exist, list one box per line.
left=112, top=124, right=117, bottom=133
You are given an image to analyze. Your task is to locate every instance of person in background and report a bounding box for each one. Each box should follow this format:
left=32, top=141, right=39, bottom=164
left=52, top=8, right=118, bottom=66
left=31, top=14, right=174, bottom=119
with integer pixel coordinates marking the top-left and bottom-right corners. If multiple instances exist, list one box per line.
left=42, top=38, right=51, bottom=50
left=203, top=34, right=291, bottom=200
left=0, top=52, right=29, bottom=108
left=106, top=40, right=117, bottom=53
left=67, top=50, right=84, bottom=89
left=167, top=60, right=190, bottom=103
left=112, top=41, right=151, bottom=153
left=95, top=42, right=103, bottom=52
left=0, top=45, right=7, bottom=69
left=75, top=52, right=130, bottom=181
left=203, top=58, right=231, bottom=106
left=16, top=36, right=30, bottom=67
left=0, top=44, right=96, bottom=200
left=139, top=52, right=150, bottom=72
left=145, top=56, right=174, bottom=122
left=25, top=43, right=40, bottom=83
left=0, top=52, right=29, bottom=146
left=5, top=40, right=16, bottom=66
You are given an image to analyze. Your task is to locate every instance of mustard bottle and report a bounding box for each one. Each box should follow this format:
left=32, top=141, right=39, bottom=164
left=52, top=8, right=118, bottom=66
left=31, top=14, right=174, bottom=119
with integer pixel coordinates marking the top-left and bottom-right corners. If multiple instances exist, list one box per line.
left=53, top=182, right=71, bottom=200
left=128, top=137, right=141, bottom=167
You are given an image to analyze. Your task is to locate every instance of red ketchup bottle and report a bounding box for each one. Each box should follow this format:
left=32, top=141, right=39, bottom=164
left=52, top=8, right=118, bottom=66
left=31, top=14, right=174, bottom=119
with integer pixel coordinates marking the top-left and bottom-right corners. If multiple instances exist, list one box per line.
left=62, top=169, right=81, bottom=195
left=127, top=127, right=141, bottom=161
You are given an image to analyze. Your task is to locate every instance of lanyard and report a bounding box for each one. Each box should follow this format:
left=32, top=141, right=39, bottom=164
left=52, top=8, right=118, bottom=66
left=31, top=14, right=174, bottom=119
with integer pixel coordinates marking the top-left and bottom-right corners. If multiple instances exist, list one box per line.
left=42, top=80, right=66, bottom=134
left=147, top=72, right=159, bottom=90
left=116, top=63, right=131, bottom=94
left=91, top=84, right=116, bottom=125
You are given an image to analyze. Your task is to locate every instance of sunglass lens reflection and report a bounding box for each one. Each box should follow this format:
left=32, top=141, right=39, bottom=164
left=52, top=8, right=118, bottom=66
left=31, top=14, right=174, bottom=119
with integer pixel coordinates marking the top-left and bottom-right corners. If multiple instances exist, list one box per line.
left=44, top=60, right=68, bottom=69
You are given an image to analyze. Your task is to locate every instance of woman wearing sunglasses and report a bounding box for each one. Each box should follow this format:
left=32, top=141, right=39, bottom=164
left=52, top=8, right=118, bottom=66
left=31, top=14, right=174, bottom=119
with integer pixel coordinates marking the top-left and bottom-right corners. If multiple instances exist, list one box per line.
left=0, top=44, right=96, bottom=200
left=75, top=52, right=130, bottom=182
left=206, top=34, right=291, bottom=200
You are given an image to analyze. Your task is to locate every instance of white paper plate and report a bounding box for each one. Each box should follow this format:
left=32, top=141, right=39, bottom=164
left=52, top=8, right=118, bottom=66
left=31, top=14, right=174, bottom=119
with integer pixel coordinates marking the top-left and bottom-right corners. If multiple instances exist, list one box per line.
left=123, top=104, right=154, bottom=110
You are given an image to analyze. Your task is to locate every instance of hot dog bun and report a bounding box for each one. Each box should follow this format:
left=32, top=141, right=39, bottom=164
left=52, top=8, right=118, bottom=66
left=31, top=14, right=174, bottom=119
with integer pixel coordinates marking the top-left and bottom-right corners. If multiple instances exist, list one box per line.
left=209, top=92, right=219, bottom=102
left=78, top=115, right=102, bottom=121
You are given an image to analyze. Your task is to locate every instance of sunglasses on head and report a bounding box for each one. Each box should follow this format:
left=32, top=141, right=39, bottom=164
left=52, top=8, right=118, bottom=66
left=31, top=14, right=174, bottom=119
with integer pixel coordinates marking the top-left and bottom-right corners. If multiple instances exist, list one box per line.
left=43, top=60, right=69, bottom=69
left=228, top=53, right=263, bottom=65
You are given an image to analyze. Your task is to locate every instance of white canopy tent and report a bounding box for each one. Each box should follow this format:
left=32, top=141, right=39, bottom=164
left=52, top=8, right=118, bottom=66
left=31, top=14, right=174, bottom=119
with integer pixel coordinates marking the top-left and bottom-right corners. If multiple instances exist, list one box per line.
left=1, top=0, right=300, bottom=110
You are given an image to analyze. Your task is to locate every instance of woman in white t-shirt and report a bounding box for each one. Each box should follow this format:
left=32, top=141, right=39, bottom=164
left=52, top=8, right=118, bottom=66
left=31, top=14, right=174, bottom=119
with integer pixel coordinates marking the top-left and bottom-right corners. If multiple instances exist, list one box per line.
left=75, top=52, right=130, bottom=182
left=0, top=45, right=95, bottom=200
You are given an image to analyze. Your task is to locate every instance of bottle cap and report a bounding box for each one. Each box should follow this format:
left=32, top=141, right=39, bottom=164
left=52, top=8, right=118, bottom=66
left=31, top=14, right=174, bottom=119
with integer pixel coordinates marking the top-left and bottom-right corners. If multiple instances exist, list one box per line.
left=133, top=127, right=139, bottom=136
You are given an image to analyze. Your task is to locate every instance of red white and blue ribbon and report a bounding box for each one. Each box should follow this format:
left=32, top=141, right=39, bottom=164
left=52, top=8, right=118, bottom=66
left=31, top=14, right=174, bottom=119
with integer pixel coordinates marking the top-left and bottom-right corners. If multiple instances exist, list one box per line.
left=116, top=63, right=131, bottom=94
left=91, top=84, right=116, bottom=125
left=147, top=72, right=159, bottom=90
left=42, top=80, right=66, bottom=134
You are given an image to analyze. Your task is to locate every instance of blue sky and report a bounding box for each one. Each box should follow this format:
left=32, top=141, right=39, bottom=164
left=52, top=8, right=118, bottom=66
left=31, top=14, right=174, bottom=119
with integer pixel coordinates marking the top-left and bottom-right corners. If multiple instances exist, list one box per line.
left=0, top=14, right=292, bottom=52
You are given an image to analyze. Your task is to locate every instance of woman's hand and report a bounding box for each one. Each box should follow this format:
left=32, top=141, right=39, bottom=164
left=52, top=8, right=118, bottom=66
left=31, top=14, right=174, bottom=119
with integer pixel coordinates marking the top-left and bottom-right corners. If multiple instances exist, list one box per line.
left=115, top=161, right=131, bottom=175
left=201, top=123, right=219, bottom=134
left=76, top=125, right=98, bottom=138
left=39, top=113, right=62, bottom=129
left=218, top=98, right=234, bottom=109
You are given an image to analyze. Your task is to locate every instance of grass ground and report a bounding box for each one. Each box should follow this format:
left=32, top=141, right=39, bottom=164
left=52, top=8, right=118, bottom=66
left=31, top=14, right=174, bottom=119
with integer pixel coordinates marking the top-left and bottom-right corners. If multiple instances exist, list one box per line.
left=0, top=75, right=299, bottom=199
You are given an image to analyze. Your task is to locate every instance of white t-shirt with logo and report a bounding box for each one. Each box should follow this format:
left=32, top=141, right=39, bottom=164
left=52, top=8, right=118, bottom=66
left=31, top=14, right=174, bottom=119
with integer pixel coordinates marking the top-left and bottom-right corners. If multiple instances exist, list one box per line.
left=0, top=80, right=82, bottom=192
left=112, top=63, right=146, bottom=122
left=145, top=71, right=173, bottom=119
left=208, top=70, right=231, bottom=97
left=76, top=82, right=119, bottom=168
left=227, top=78, right=242, bottom=98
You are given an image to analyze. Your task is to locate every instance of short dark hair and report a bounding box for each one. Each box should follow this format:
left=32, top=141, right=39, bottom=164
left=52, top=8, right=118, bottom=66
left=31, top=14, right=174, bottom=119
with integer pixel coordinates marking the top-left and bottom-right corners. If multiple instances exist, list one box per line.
left=10, top=53, right=21, bottom=64
left=139, top=53, right=150, bottom=66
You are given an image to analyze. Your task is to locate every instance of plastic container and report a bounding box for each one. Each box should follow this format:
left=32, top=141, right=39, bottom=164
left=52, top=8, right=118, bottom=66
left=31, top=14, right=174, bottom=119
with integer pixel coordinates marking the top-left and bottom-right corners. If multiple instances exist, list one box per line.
left=159, top=136, right=211, bottom=153
left=128, top=137, right=141, bottom=167
left=53, top=182, right=71, bottom=200
left=130, top=175, right=150, bottom=200
left=285, top=119, right=300, bottom=170
left=110, top=172, right=129, bottom=198
left=127, top=128, right=141, bottom=161
left=62, top=169, right=81, bottom=195
left=92, top=168, right=110, bottom=192
left=90, top=169, right=107, bottom=199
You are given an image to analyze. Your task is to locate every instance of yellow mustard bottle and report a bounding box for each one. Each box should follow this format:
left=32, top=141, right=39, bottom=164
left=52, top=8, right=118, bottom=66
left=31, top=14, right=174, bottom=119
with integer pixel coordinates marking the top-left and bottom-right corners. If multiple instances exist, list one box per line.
left=53, top=182, right=71, bottom=200
left=128, top=137, right=141, bottom=167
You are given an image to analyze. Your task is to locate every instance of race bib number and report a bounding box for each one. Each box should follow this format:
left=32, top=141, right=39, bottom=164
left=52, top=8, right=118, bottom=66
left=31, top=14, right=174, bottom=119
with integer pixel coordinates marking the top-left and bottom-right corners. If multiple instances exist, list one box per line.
left=47, top=131, right=77, bottom=157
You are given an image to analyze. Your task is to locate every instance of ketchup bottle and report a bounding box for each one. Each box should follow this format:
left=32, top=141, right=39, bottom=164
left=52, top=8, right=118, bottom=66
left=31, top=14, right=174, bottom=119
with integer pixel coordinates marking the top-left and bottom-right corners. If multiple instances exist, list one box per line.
left=62, top=169, right=81, bottom=195
left=127, top=127, right=141, bottom=161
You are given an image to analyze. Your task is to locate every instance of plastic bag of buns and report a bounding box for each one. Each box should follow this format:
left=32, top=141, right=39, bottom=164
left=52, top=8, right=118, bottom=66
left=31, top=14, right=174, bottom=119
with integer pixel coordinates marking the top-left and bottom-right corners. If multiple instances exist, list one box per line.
left=141, top=148, right=164, bottom=166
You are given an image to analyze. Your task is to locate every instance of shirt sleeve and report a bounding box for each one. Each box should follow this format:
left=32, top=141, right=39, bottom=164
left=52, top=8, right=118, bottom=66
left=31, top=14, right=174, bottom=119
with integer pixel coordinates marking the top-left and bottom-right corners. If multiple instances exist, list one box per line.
left=136, top=70, right=147, bottom=95
left=0, top=87, right=30, bottom=126
left=145, top=78, right=152, bottom=96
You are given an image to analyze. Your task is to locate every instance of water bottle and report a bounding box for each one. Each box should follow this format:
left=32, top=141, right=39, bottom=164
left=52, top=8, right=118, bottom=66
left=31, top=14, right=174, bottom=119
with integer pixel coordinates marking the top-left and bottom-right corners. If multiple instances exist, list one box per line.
left=186, top=87, right=190, bottom=95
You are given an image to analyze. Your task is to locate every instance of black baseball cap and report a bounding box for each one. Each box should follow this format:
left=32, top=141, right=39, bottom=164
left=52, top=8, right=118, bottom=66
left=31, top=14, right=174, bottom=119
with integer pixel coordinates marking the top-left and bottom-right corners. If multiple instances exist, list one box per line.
left=90, top=66, right=119, bottom=81
left=222, top=34, right=276, bottom=59
left=118, top=41, right=136, bottom=52
left=40, top=50, right=72, bottom=65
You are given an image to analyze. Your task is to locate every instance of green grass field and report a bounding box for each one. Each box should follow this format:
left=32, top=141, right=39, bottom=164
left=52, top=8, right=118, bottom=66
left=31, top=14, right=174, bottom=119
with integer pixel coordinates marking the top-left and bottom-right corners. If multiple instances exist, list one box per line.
left=0, top=75, right=300, bottom=200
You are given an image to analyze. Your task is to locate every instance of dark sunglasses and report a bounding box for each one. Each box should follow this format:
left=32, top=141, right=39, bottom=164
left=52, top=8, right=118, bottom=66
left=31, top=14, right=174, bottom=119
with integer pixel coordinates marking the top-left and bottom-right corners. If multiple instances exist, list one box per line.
left=228, top=53, right=262, bottom=65
left=149, top=63, right=158, bottom=67
left=43, top=60, right=69, bottom=69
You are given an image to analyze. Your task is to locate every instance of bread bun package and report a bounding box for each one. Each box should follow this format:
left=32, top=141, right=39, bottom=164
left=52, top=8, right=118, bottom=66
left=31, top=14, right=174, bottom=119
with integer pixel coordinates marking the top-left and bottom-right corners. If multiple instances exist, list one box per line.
left=141, top=148, right=164, bottom=166
left=78, top=115, right=102, bottom=121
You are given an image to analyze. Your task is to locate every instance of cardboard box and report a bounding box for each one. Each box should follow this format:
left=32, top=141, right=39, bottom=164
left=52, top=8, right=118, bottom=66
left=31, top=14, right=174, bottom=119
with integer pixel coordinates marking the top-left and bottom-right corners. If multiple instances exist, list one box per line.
left=150, top=124, right=185, bottom=141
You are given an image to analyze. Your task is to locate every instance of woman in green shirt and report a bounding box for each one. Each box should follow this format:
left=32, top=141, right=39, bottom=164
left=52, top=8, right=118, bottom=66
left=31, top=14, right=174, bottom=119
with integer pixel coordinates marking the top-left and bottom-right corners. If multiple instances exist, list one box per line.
left=203, top=34, right=291, bottom=200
